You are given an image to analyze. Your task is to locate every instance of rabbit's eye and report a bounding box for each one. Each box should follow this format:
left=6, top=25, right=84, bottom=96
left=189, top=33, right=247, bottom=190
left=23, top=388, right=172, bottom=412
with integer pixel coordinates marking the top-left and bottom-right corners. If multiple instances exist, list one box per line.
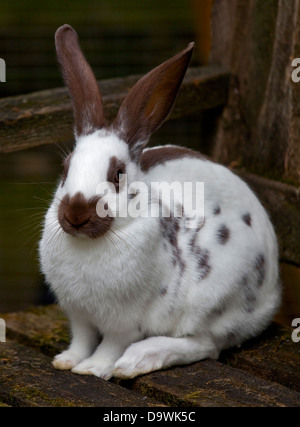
left=107, top=156, right=126, bottom=192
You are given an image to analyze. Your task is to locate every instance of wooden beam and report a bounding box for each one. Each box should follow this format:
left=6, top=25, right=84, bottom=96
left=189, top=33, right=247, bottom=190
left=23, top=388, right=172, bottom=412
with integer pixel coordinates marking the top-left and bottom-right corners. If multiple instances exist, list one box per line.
left=211, top=0, right=300, bottom=185
left=2, top=305, right=300, bottom=407
left=220, top=322, right=300, bottom=393
left=0, top=339, right=161, bottom=407
left=133, top=357, right=300, bottom=407
left=0, top=65, right=230, bottom=153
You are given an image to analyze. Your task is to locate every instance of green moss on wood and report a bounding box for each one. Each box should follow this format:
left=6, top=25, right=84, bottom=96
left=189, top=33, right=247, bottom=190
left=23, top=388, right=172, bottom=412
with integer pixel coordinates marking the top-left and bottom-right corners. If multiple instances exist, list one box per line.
left=10, top=385, right=89, bottom=407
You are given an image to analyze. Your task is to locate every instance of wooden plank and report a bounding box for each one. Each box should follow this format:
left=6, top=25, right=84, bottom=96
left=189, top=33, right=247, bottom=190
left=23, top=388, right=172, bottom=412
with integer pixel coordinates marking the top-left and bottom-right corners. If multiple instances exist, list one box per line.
left=235, top=170, right=300, bottom=265
left=0, top=339, right=161, bottom=407
left=211, top=0, right=300, bottom=185
left=220, top=322, right=300, bottom=393
left=132, top=358, right=300, bottom=407
left=2, top=305, right=69, bottom=357
left=3, top=304, right=300, bottom=407
left=0, top=65, right=230, bottom=153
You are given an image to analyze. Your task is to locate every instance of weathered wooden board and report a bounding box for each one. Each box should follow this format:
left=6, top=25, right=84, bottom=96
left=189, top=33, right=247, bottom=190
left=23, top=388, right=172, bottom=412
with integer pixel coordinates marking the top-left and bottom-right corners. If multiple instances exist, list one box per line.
left=220, top=322, right=300, bottom=393
left=211, top=0, right=300, bottom=185
left=0, top=401, right=11, bottom=407
left=2, top=305, right=69, bottom=357
left=132, top=359, right=300, bottom=407
left=0, top=339, right=160, bottom=407
left=1, top=305, right=300, bottom=407
left=0, top=65, right=230, bottom=153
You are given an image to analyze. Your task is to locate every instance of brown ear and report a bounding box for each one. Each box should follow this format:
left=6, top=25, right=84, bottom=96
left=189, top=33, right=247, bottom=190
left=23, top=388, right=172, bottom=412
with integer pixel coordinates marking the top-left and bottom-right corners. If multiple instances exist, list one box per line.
left=55, top=25, right=105, bottom=137
left=113, top=42, right=194, bottom=160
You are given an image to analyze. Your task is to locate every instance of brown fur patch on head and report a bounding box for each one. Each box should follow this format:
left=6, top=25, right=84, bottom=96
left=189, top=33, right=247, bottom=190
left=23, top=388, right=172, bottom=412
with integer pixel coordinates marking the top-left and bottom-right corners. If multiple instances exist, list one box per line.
left=140, top=146, right=206, bottom=172
left=107, top=156, right=126, bottom=193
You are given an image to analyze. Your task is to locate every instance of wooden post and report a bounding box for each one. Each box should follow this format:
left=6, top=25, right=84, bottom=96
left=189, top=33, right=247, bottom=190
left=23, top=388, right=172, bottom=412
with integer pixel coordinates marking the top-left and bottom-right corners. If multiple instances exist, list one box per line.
left=211, top=0, right=300, bottom=185
left=190, top=0, right=213, bottom=65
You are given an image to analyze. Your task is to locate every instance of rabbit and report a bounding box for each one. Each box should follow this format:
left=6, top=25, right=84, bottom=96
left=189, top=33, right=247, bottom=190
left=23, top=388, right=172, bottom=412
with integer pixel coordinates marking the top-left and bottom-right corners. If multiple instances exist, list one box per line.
left=39, top=24, right=281, bottom=380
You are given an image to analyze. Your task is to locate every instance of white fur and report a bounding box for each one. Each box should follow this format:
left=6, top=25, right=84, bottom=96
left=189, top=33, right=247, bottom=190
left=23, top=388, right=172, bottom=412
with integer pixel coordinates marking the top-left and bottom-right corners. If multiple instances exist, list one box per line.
left=40, top=130, right=281, bottom=380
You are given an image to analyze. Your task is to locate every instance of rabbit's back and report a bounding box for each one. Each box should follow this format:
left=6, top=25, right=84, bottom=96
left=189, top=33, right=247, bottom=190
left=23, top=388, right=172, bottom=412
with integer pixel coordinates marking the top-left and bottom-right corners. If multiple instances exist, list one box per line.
left=140, top=146, right=281, bottom=348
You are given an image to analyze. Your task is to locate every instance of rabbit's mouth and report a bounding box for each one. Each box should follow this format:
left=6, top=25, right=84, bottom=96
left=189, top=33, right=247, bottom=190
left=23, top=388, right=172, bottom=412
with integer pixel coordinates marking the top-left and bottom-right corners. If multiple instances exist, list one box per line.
left=58, top=192, right=113, bottom=239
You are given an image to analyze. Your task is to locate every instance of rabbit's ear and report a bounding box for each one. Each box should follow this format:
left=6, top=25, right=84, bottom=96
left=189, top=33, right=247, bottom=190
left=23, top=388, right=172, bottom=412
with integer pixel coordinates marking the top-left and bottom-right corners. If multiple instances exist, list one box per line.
left=55, top=25, right=105, bottom=137
left=113, top=42, right=194, bottom=160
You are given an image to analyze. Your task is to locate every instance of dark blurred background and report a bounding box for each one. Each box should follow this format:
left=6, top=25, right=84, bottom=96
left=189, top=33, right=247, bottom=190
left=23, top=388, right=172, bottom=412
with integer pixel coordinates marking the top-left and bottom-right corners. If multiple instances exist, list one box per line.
left=0, top=0, right=203, bottom=97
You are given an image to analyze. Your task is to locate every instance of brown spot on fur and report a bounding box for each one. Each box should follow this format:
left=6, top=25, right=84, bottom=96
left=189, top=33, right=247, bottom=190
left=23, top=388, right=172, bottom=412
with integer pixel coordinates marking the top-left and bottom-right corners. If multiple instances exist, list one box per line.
left=240, top=275, right=256, bottom=313
left=159, top=286, right=168, bottom=296
left=140, top=146, right=206, bottom=172
left=189, top=227, right=211, bottom=280
left=160, top=213, right=185, bottom=275
left=189, top=233, right=197, bottom=251
left=255, top=253, right=266, bottom=287
left=209, top=303, right=227, bottom=318
left=189, top=221, right=204, bottom=250
left=107, top=156, right=126, bottom=193
left=213, top=206, right=221, bottom=215
left=217, top=224, right=230, bottom=245
left=196, top=247, right=211, bottom=280
left=242, top=213, right=252, bottom=227
left=58, top=192, right=113, bottom=238
left=160, top=214, right=180, bottom=247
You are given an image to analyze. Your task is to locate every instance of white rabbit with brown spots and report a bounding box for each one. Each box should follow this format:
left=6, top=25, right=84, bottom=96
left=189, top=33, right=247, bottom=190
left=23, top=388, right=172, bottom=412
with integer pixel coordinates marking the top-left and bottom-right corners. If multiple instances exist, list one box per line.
left=39, top=25, right=281, bottom=380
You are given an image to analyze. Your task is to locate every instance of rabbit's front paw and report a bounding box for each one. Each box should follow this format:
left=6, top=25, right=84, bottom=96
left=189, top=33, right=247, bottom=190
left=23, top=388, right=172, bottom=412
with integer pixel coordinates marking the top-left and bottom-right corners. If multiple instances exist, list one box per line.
left=52, top=350, right=83, bottom=371
left=72, top=358, right=113, bottom=381
left=113, top=342, right=163, bottom=379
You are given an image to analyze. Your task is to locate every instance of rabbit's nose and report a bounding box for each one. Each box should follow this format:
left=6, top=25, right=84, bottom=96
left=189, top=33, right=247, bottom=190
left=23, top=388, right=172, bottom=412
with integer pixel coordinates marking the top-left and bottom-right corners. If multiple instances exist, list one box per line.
left=59, top=191, right=92, bottom=231
left=64, top=211, right=91, bottom=229
left=63, top=193, right=91, bottom=229
left=58, top=191, right=112, bottom=238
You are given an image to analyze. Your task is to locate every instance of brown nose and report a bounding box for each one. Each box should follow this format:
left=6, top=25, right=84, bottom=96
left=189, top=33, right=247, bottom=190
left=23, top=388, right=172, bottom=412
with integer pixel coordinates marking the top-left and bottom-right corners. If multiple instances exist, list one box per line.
left=64, top=211, right=90, bottom=229
left=58, top=191, right=113, bottom=238
left=59, top=192, right=91, bottom=232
